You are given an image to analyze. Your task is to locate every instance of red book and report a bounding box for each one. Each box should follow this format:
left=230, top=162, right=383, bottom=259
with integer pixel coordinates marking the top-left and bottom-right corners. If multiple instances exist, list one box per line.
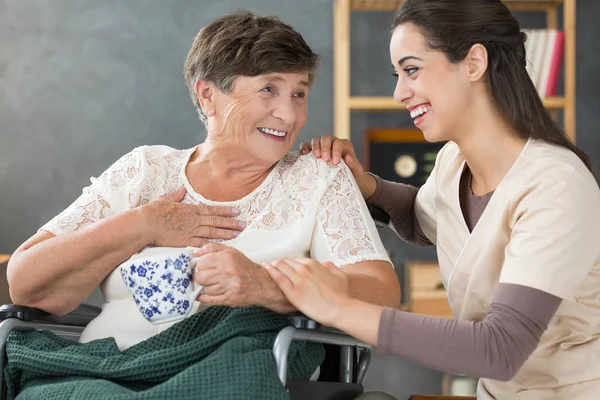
left=546, top=30, right=564, bottom=97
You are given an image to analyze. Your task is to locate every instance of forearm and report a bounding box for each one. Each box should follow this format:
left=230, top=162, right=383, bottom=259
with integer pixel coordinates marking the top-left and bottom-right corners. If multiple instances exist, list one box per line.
left=348, top=272, right=400, bottom=308
left=257, top=260, right=400, bottom=315
left=317, top=263, right=399, bottom=335
left=377, top=309, right=522, bottom=381
left=255, top=266, right=298, bottom=314
left=331, top=298, right=383, bottom=345
left=367, top=175, right=431, bottom=245
left=376, top=284, right=561, bottom=381
left=7, top=208, right=150, bottom=315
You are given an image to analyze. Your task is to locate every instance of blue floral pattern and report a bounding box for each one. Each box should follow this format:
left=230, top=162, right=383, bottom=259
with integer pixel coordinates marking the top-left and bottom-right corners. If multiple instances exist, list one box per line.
left=120, top=252, right=196, bottom=323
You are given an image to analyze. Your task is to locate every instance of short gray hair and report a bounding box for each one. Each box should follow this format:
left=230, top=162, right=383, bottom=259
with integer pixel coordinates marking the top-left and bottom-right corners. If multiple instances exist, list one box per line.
left=183, top=11, right=320, bottom=124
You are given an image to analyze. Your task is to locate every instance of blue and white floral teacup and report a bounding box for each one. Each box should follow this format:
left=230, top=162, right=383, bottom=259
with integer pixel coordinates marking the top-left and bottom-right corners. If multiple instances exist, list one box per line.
left=119, top=246, right=204, bottom=325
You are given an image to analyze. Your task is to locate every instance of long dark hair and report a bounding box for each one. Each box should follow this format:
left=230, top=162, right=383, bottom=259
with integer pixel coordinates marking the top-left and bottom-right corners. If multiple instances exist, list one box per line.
left=394, top=0, right=591, bottom=171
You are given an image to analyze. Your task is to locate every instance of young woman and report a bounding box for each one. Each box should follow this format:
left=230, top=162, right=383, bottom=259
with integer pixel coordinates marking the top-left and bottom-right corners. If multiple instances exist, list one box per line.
left=265, top=0, right=600, bottom=399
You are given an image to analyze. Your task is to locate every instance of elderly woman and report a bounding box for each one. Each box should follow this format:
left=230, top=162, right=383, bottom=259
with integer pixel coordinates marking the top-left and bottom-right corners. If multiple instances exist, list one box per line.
left=5, top=11, right=398, bottom=399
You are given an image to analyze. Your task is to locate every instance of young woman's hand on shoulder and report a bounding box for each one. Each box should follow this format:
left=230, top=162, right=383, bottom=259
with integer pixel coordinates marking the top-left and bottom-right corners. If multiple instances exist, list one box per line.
left=301, top=135, right=377, bottom=199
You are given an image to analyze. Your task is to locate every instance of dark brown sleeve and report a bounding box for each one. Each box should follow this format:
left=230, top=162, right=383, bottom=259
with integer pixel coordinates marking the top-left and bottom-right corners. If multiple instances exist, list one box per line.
left=366, top=174, right=432, bottom=245
left=376, top=283, right=562, bottom=381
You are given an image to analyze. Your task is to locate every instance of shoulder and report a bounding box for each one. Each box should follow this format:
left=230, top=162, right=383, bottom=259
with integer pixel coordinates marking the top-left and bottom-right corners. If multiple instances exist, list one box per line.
left=517, top=139, right=598, bottom=199
left=114, top=145, right=196, bottom=177
left=136, top=144, right=195, bottom=164
left=510, top=139, right=600, bottom=224
left=279, top=151, right=354, bottom=183
left=95, top=145, right=195, bottom=185
left=521, top=139, right=593, bottom=179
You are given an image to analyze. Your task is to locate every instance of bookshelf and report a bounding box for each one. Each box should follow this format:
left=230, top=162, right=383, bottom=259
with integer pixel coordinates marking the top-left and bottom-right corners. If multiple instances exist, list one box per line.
left=333, top=0, right=576, bottom=141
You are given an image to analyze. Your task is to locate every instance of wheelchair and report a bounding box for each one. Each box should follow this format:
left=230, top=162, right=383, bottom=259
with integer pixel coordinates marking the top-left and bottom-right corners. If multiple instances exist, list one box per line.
left=0, top=303, right=385, bottom=400
left=1, top=211, right=475, bottom=400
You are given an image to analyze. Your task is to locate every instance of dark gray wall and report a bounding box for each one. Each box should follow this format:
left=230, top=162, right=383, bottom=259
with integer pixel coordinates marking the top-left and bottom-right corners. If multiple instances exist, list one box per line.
left=2, top=1, right=599, bottom=398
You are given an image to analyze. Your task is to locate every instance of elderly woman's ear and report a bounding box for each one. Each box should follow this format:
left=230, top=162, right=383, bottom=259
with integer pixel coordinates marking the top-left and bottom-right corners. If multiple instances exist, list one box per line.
left=194, top=80, right=216, bottom=118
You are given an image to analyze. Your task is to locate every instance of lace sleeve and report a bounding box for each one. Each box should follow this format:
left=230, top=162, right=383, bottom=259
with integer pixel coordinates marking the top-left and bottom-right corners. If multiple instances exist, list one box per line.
left=39, top=147, right=145, bottom=236
left=310, top=161, right=392, bottom=268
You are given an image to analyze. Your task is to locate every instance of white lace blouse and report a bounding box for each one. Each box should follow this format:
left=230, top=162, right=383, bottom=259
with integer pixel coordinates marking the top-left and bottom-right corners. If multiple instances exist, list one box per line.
left=40, top=145, right=392, bottom=350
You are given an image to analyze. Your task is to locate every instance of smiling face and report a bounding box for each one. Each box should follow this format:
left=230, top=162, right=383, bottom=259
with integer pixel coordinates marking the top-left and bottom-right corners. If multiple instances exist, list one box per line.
left=390, top=23, right=474, bottom=143
left=202, top=72, right=310, bottom=164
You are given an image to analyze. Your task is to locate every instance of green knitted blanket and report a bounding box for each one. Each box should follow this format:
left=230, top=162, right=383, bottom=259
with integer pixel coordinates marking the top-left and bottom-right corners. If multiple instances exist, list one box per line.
left=4, top=306, right=325, bottom=400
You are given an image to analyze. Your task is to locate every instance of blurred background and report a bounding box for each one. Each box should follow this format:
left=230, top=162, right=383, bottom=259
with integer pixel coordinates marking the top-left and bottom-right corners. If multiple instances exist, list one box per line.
left=1, top=1, right=599, bottom=398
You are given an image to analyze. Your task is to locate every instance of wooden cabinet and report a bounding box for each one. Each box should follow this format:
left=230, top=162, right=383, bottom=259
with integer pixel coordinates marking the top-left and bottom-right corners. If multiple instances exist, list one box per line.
left=404, top=261, right=452, bottom=318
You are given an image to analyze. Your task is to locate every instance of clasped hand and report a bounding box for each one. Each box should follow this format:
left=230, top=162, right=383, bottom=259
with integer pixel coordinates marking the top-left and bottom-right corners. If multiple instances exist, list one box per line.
left=192, top=243, right=267, bottom=307
left=190, top=243, right=351, bottom=324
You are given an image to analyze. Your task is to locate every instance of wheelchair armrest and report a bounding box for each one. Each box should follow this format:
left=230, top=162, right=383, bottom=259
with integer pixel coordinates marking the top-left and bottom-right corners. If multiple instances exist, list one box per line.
left=0, top=304, right=101, bottom=398
left=0, top=304, right=101, bottom=327
left=285, top=312, right=348, bottom=334
left=285, top=313, right=344, bottom=334
left=286, top=312, right=320, bottom=329
left=276, top=313, right=373, bottom=387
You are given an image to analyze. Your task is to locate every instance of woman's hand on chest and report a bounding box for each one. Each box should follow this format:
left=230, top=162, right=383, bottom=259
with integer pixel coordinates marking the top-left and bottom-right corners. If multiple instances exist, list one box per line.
left=140, top=187, right=246, bottom=247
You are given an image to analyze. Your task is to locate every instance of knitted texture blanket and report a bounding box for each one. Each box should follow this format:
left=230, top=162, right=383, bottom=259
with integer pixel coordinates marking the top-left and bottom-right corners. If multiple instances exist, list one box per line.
left=4, top=306, right=325, bottom=399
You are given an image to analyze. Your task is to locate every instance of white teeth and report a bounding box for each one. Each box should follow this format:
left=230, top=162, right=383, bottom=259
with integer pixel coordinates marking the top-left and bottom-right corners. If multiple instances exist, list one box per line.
left=258, top=127, right=287, bottom=137
left=410, top=105, right=431, bottom=119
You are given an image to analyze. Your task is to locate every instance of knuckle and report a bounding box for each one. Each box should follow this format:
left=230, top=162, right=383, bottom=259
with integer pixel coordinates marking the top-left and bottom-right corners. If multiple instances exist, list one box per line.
left=297, top=264, right=309, bottom=274
left=218, top=207, right=230, bottom=216
left=231, top=279, right=242, bottom=291
left=202, top=296, right=214, bottom=305
left=205, top=205, right=216, bottom=215
left=203, top=243, right=217, bottom=252
left=224, top=252, right=236, bottom=264
left=208, top=226, right=217, bottom=237
left=195, top=204, right=206, bottom=215
left=195, top=204, right=207, bottom=215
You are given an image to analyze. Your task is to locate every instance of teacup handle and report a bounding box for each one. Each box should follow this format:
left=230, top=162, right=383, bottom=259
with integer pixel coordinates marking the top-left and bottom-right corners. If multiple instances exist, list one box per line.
left=192, top=284, right=204, bottom=300
left=190, top=254, right=204, bottom=300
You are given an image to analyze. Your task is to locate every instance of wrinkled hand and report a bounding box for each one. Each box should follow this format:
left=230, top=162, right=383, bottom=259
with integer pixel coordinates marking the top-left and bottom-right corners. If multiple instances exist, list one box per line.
left=300, top=136, right=376, bottom=199
left=140, top=187, right=245, bottom=248
left=192, top=243, right=266, bottom=307
left=265, top=258, right=350, bottom=326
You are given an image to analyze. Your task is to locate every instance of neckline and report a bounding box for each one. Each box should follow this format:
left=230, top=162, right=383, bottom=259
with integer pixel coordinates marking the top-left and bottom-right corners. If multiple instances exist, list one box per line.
left=456, top=137, right=531, bottom=236
left=178, top=146, right=283, bottom=205
left=446, top=137, right=532, bottom=303
left=466, top=169, right=495, bottom=200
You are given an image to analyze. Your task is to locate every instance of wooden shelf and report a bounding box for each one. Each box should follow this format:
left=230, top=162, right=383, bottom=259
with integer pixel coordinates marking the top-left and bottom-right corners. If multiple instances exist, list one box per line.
left=350, top=0, right=565, bottom=11
left=349, top=96, right=566, bottom=110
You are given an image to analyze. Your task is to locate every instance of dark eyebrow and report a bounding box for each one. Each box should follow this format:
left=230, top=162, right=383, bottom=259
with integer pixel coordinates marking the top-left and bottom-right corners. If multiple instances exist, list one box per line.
left=397, top=56, right=423, bottom=66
